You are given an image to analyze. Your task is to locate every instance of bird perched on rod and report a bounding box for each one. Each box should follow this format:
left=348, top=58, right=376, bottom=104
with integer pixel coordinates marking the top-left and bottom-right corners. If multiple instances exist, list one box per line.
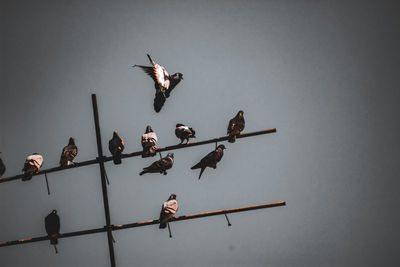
left=142, top=125, right=158, bottom=158
left=175, top=124, right=196, bottom=144
left=109, top=131, right=125, bottom=164
left=22, top=153, right=43, bottom=181
left=140, top=153, right=174, bottom=176
left=159, top=194, right=178, bottom=229
left=133, top=54, right=183, bottom=112
left=191, top=144, right=226, bottom=180
left=227, top=110, right=245, bottom=143
left=59, top=137, right=78, bottom=167
left=0, top=152, right=5, bottom=178
left=45, top=209, right=60, bottom=254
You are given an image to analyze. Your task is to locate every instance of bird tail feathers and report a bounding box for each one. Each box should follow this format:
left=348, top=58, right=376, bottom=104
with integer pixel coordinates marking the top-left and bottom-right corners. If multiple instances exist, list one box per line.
left=113, top=150, right=122, bottom=165
left=198, top=167, right=205, bottom=180
left=228, top=135, right=236, bottom=143
left=191, top=162, right=202, bottom=169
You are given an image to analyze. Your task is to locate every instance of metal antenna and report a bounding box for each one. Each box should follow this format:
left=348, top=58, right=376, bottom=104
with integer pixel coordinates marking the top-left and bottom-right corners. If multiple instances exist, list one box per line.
left=44, top=172, right=50, bottom=195
left=167, top=223, right=172, bottom=238
left=224, top=213, right=232, bottom=226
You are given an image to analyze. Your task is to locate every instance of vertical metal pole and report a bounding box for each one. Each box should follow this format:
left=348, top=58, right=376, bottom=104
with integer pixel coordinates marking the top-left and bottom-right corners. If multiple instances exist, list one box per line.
left=91, top=94, right=116, bottom=267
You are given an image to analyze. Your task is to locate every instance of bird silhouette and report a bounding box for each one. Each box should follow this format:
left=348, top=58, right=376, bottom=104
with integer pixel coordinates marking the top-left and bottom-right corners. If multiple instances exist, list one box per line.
left=175, top=124, right=196, bottom=144
left=22, top=153, right=43, bottom=181
left=191, top=144, right=226, bottom=179
left=142, top=125, right=158, bottom=158
left=227, top=110, right=245, bottom=143
left=133, top=54, right=183, bottom=112
left=140, top=153, right=174, bottom=176
left=45, top=209, right=60, bottom=254
left=109, top=131, right=125, bottom=164
left=59, top=137, right=78, bottom=167
left=159, top=194, right=178, bottom=229
left=0, top=152, right=5, bottom=177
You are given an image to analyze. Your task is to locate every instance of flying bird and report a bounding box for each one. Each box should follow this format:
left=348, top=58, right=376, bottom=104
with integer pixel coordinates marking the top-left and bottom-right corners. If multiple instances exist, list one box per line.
left=109, top=131, right=125, bottom=164
left=142, top=125, right=158, bottom=158
left=159, top=194, right=178, bottom=229
left=59, top=137, right=78, bottom=167
left=175, top=124, right=196, bottom=144
left=140, top=153, right=174, bottom=176
left=191, top=144, right=226, bottom=179
left=227, top=110, right=245, bottom=143
left=45, top=209, right=60, bottom=254
left=133, top=54, right=183, bottom=112
left=0, top=152, right=5, bottom=177
left=22, top=153, right=43, bottom=181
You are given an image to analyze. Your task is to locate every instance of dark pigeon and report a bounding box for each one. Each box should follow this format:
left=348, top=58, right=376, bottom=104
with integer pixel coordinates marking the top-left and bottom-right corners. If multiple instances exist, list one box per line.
left=22, top=153, right=43, bottom=181
left=108, top=131, right=125, bottom=164
left=175, top=124, right=196, bottom=144
left=227, top=110, right=245, bottom=143
left=142, top=125, right=158, bottom=158
left=140, top=153, right=174, bottom=176
left=0, top=152, right=5, bottom=177
left=191, top=144, right=226, bottom=179
left=45, top=209, right=60, bottom=253
left=159, top=194, right=178, bottom=229
left=133, top=54, right=183, bottom=112
left=59, top=138, right=78, bottom=167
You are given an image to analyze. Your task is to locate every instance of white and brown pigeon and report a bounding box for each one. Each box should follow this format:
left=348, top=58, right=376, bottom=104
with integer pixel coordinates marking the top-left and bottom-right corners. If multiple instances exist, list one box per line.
left=45, top=209, right=60, bottom=254
left=59, top=137, right=78, bottom=167
left=159, top=194, right=178, bottom=229
left=109, top=131, right=125, bottom=164
left=227, top=110, right=245, bottom=143
left=191, top=144, right=226, bottom=180
left=139, top=153, right=174, bottom=176
left=175, top=124, right=196, bottom=144
left=142, top=125, right=158, bottom=158
left=133, top=54, right=183, bottom=112
left=0, top=152, right=5, bottom=177
left=22, top=153, right=43, bottom=181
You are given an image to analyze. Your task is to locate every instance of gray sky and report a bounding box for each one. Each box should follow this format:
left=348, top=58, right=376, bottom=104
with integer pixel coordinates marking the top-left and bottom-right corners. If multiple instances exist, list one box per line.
left=1, top=0, right=400, bottom=266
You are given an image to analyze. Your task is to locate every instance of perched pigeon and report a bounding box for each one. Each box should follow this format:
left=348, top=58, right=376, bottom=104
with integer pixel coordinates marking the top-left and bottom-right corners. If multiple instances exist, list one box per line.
left=0, top=152, right=5, bottom=177
left=175, top=124, right=196, bottom=144
left=227, top=110, right=245, bottom=143
left=142, top=125, right=158, bottom=158
left=140, top=153, right=174, bottom=176
left=191, top=144, right=226, bottom=179
left=159, top=194, right=178, bottom=229
left=109, top=131, right=125, bottom=165
left=59, top=137, right=78, bottom=167
left=45, top=209, right=60, bottom=253
left=22, top=153, right=43, bottom=181
left=133, top=54, right=183, bottom=112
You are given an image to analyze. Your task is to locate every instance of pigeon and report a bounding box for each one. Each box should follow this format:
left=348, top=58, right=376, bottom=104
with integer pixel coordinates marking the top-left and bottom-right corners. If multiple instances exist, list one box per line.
left=139, top=153, right=174, bottom=176
left=142, top=125, right=158, bottom=158
left=175, top=124, right=196, bottom=144
left=159, top=194, right=178, bottom=229
left=45, top=209, right=60, bottom=253
left=191, top=144, right=226, bottom=179
left=133, top=54, right=183, bottom=112
left=22, top=153, right=43, bottom=181
left=227, top=110, right=245, bottom=143
left=59, top=137, right=78, bottom=167
left=108, top=131, right=125, bottom=164
left=0, top=152, right=5, bottom=177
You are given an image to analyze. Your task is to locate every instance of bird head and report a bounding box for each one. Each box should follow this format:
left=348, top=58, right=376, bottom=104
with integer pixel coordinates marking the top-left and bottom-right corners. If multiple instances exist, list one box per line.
left=169, top=194, right=177, bottom=200
left=68, top=137, right=75, bottom=145
left=217, top=144, right=226, bottom=150
left=113, top=131, right=119, bottom=138
left=167, top=153, right=174, bottom=158
left=145, top=125, right=153, bottom=133
left=52, top=209, right=57, bottom=214
left=172, top=73, right=183, bottom=81
left=176, top=123, right=185, bottom=128
left=33, top=153, right=39, bottom=155
left=237, top=110, right=244, bottom=117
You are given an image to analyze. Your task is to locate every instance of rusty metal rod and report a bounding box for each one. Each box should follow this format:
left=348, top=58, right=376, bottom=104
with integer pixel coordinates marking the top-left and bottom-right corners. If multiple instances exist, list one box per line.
left=0, top=201, right=286, bottom=248
left=0, top=128, right=276, bottom=184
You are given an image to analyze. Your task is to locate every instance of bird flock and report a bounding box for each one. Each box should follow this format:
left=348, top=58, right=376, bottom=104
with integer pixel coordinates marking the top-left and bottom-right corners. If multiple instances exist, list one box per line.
left=0, top=53, right=247, bottom=252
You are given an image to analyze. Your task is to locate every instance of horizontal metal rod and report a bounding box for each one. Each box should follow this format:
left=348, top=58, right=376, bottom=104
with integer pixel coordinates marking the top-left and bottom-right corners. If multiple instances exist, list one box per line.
left=0, top=201, right=285, bottom=248
left=0, top=128, right=276, bottom=184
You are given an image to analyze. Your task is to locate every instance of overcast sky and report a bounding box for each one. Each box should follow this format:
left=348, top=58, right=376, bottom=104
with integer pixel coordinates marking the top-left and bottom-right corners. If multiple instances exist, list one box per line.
left=1, top=0, right=400, bottom=266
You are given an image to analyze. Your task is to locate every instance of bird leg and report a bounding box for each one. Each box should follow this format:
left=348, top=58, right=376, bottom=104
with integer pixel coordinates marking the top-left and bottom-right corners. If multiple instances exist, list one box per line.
left=159, top=151, right=163, bottom=160
left=224, top=213, right=232, bottom=227
left=44, top=172, right=51, bottom=195
left=167, top=223, right=172, bottom=238
left=215, top=142, right=218, bottom=149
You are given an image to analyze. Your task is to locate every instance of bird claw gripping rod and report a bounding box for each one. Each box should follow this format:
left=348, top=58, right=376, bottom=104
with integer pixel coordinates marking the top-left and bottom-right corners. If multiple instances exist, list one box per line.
left=0, top=128, right=276, bottom=184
